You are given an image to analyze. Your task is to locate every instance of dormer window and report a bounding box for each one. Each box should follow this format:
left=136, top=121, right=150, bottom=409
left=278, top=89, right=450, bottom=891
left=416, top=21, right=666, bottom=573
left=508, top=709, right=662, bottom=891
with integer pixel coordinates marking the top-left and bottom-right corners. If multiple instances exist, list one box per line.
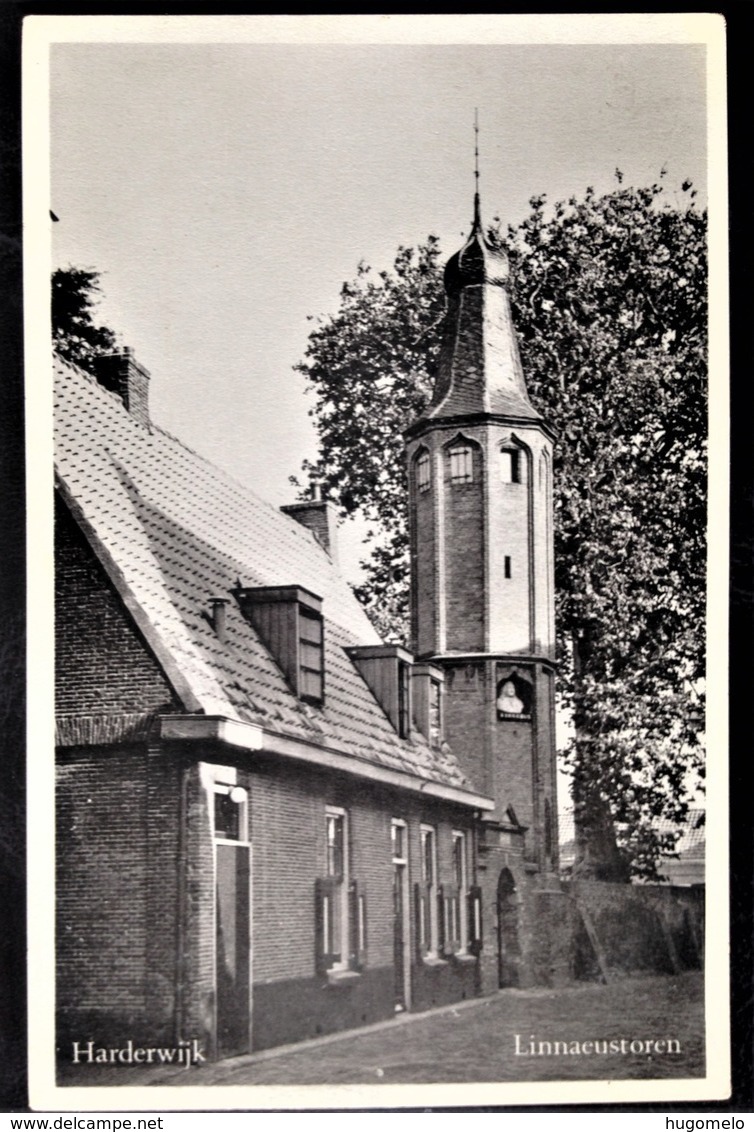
left=234, top=584, right=325, bottom=706
left=347, top=644, right=413, bottom=739
left=448, top=445, right=474, bottom=484
left=412, top=663, right=445, bottom=747
left=299, top=607, right=324, bottom=703
left=500, top=448, right=521, bottom=484
left=398, top=659, right=411, bottom=739
left=429, top=678, right=442, bottom=747
left=416, top=450, right=431, bottom=493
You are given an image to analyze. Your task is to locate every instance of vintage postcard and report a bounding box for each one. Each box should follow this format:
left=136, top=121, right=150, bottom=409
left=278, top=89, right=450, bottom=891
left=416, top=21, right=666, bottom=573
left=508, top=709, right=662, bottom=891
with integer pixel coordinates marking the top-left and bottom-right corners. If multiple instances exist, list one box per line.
left=24, top=13, right=729, bottom=1110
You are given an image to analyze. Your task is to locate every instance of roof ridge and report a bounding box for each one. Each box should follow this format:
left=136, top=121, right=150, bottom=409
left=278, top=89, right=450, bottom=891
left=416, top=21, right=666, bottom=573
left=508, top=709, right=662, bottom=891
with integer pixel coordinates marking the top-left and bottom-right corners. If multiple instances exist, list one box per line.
left=55, top=351, right=338, bottom=562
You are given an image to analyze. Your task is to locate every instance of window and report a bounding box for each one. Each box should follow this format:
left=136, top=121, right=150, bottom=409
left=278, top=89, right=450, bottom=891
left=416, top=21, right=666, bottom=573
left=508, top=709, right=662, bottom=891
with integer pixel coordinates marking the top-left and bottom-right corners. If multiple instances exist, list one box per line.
left=235, top=585, right=325, bottom=706
left=448, top=445, right=474, bottom=484
left=213, top=784, right=248, bottom=843
left=429, top=678, right=443, bottom=747
left=416, top=450, right=431, bottom=493
left=500, top=448, right=521, bottom=483
left=299, top=606, right=324, bottom=704
left=347, top=645, right=414, bottom=739
left=416, top=825, right=439, bottom=957
left=504, top=556, right=512, bottom=579
left=317, top=807, right=347, bottom=971
left=316, top=808, right=366, bottom=974
left=397, top=660, right=411, bottom=739
left=452, top=830, right=469, bottom=953
left=326, top=809, right=345, bottom=879
left=391, top=818, right=407, bottom=862
left=411, top=664, right=445, bottom=746
left=421, top=826, right=435, bottom=888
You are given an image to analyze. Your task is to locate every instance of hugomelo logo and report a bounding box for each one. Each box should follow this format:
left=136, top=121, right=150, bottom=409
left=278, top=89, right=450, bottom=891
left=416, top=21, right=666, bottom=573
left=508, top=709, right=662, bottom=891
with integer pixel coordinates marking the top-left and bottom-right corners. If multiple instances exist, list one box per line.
left=665, top=1123, right=745, bottom=1130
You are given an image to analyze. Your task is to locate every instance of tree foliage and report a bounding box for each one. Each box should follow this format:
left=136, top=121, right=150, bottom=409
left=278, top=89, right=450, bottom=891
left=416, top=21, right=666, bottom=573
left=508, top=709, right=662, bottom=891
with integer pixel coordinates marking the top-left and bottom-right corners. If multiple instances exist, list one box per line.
left=52, top=267, right=117, bottom=372
left=294, top=178, right=707, bottom=879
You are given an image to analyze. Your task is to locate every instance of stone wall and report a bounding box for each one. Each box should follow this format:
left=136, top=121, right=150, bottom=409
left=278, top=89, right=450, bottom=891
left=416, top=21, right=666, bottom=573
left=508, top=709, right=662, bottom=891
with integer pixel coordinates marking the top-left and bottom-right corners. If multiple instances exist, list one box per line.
left=565, top=880, right=704, bottom=980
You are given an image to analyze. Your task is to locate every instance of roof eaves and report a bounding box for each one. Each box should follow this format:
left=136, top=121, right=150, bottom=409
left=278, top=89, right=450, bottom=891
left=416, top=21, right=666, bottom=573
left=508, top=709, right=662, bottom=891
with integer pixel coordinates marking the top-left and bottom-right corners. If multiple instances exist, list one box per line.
left=160, top=714, right=494, bottom=810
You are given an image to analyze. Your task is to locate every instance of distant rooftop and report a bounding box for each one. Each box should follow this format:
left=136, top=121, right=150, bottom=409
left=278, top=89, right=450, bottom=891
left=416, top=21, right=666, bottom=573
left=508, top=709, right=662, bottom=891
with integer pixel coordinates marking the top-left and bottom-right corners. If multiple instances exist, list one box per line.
left=558, top=807, right=705, bottom=885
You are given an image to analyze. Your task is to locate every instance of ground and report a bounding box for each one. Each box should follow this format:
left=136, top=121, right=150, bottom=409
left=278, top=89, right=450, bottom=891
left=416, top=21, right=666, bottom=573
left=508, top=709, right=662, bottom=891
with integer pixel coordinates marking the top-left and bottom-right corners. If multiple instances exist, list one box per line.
left=59, top=972, right=704, bottom=1088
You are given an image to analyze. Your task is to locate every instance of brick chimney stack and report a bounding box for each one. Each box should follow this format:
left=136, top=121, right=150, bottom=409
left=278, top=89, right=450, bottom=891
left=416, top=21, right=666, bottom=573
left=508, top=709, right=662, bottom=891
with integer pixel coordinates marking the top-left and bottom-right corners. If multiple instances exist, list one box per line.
left=281, top=493, right=339, bottom=563
left=94, top=348, right=150, bottom=427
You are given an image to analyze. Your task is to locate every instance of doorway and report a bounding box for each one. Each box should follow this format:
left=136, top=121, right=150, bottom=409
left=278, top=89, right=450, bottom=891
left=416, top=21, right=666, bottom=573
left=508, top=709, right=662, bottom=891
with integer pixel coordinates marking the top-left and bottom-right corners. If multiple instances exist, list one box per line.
left=215, top=842, right=251, bottom=1057
left=497, top=868, right=521, bottom=988
left=213, top=783, right=252, bottom=1059
left=391, top=819, right=410, bottom=1012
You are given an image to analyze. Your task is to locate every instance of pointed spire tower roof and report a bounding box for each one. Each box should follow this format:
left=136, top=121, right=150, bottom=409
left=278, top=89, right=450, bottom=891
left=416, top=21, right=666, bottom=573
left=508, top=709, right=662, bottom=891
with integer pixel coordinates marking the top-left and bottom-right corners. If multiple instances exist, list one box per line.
left=415, top=115, right=541, bottom=428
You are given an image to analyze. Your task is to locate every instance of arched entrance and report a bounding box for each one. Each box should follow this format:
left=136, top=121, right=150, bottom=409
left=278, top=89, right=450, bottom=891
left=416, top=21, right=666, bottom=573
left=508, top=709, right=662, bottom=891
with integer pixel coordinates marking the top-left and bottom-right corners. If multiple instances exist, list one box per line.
left=497, top=868, right=521, bottom=987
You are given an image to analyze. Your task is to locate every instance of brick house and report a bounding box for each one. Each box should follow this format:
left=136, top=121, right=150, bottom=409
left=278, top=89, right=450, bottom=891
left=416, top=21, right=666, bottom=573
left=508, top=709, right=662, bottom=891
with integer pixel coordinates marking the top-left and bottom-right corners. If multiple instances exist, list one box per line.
left=55, top=194, right=568, bottom=1063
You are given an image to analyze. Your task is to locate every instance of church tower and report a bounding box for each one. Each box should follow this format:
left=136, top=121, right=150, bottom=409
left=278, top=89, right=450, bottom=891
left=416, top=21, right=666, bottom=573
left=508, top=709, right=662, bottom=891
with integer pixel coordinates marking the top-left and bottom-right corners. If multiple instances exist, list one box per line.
left=405, top=185, right=559, bottom=903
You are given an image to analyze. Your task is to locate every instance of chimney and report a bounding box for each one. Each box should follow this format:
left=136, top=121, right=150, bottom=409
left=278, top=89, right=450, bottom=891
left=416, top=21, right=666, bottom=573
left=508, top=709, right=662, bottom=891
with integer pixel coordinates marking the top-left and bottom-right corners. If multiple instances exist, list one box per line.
left=209, top=597, right=229, bottom=642
left=94, top=347, right=150, bottom=426
left=281, top=493, right=339, bottom=562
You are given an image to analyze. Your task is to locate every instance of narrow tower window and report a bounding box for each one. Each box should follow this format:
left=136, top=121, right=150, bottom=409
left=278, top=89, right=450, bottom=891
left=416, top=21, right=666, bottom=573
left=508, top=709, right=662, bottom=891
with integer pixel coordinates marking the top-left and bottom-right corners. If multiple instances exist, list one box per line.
left=416, top=450, right=431, bottom=493
left=500, top=449, right=520, bottom=484
left=448, top=445, right=474, bottom=484
left=504, top=556, right=511, bottom=578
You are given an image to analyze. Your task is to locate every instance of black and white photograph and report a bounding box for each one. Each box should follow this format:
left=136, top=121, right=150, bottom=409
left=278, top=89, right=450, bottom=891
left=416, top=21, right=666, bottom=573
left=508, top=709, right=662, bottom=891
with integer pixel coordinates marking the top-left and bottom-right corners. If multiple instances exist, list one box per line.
left=24, top=13, right=728, bottom=1110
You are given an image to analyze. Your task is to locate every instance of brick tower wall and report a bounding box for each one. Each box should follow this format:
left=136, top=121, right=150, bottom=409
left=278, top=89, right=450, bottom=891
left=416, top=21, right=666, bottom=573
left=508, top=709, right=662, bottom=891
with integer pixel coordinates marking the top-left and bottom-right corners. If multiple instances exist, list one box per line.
left=409, top=446, right=437, bottom=658
left=441, top=438, right=485, bottom=652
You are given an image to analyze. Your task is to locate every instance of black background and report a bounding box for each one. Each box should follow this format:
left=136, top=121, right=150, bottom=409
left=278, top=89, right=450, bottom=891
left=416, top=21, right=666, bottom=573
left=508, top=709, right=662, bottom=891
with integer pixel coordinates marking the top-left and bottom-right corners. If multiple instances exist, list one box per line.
left=0, top=0, right=751, bottom=1114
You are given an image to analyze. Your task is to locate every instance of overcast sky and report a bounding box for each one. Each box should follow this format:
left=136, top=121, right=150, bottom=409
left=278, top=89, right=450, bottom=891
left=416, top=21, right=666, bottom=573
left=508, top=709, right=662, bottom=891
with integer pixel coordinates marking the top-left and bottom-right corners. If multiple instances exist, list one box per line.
left=49, top=31, right=708, bottom=579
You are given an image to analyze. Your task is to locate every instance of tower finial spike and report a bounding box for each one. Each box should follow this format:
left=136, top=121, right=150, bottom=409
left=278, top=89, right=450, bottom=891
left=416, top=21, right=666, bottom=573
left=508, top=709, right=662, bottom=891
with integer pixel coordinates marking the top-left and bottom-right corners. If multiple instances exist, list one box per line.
left=473, top=108, right=481, bottom=231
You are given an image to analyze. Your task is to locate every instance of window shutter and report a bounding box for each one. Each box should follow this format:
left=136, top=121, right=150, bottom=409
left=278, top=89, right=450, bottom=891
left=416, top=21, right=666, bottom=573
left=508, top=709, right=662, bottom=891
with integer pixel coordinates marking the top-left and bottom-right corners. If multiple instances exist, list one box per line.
left=414, top=882, right=429, bottom=958
left=314, top=876, right=338, bottom=974
left=468, top=885, right=483, bottom=955
left=437, top=884, right=447, bottom=955
left=348, top=880, right=367, bottom=969
left=359, top=889, right=367, bottom=966
left=448, top=886, right=461, bottom=955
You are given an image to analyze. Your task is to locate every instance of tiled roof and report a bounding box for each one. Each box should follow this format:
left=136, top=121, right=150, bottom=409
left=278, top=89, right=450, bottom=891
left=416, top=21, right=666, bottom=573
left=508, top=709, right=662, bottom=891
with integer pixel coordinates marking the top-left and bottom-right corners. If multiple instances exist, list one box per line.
left=54, top=356, right=474, bottom=792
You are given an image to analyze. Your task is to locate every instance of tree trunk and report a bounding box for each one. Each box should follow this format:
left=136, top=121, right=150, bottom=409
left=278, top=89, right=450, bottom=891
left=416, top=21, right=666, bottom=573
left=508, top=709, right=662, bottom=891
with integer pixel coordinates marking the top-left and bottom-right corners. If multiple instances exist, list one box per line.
left=570, top=631, right=631, bottom=884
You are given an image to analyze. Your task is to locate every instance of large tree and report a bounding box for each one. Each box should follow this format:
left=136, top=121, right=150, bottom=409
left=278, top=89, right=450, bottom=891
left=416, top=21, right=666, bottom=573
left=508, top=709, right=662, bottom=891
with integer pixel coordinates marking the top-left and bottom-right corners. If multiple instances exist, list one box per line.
left=294, top=178, right=707, bottom=880
left=52, top=266, right=117, bottom=372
